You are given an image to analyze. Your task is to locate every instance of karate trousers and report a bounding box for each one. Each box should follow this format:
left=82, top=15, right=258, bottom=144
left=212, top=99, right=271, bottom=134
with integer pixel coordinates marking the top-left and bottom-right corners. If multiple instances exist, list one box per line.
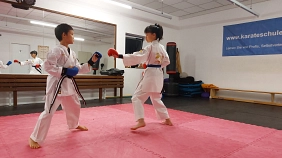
left=30, top=94, right=81, bottom=143
left=131, top=83, right=170, bottom=121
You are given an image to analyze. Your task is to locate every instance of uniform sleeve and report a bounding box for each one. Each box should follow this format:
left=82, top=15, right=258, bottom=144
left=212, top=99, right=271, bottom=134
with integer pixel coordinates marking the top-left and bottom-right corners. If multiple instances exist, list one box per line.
left=122, top=45, right=151, bottom=66
left=20, top=60, right=32, bottom=66
left=73, top=51, right=90, bottom=74
left=44, top=48, right=63, bottom=78
left=0, top=61, right=8, bottom=69
left=161, top=45, right=170, bottom=68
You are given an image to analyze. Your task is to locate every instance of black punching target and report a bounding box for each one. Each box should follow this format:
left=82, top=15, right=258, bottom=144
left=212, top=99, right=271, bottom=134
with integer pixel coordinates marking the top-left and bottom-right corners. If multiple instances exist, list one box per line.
left=163, top=42, right=179, bottom=97
left=166, top=42, right=177, bottom=74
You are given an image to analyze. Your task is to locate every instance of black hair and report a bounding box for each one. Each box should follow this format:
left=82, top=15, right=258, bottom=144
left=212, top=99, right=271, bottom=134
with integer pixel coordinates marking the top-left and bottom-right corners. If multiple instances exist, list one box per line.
left=30, top=50, right=37, bottom=55
left=55, top=23, right=73, bottom=41
left=144, top=23, right=163, bottom=41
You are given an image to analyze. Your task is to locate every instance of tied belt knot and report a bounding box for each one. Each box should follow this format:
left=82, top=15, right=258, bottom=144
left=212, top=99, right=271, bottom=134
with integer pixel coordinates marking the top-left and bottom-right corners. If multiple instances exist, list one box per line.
left=49, top=73, right=86, bottom=113
left=32, top=65, right=42, bottom=74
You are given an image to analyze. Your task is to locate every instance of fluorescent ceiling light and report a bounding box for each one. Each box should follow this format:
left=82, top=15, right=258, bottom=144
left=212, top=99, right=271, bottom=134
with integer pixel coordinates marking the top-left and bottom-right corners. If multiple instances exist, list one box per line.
left=74, top=37, right=85, bottom=41
left=227, top=0, right=259, bottom=17
left=30, top=21, right=57, bottom=27
left=0, top=14, right=112, bottom=36
left=104, top=0, right=132, bottom=9
left=30, top=20, right=85, bottom=41
left=107, top=0, right=172, bottom=19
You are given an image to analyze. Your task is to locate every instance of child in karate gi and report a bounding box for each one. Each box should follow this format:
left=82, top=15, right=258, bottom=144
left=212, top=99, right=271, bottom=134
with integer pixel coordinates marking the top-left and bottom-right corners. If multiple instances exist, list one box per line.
left=29, top=23, right=101, bottom=149
left=0, top=60, right=12, bottom=73
left=108, top=24, right=173, bottom=130
left=14, top=51, right=44, bottom=74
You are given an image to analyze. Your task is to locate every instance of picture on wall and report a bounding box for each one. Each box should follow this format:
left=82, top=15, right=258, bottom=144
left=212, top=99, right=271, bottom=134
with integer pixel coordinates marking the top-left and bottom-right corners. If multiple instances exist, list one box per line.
left=37, top=45, right=49, bottom=60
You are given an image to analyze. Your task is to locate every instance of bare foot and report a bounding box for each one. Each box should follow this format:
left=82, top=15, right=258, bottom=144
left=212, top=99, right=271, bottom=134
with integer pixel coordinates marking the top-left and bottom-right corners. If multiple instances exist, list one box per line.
left=29, top=138, right=40, bottom=149
left=76, top=125, right=88, bottom=131
left=162, top=119, right=173, bottom=126
left=131, top=119, right=146, bottom=130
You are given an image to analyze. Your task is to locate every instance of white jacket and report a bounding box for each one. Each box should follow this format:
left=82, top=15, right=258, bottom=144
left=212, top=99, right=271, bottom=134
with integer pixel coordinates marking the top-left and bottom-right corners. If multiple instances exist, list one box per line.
left=123, top=40, right=170, bottom=92
left=44, top=44, right=90, bottom=96
left=20, top=57, right=44, bottom=74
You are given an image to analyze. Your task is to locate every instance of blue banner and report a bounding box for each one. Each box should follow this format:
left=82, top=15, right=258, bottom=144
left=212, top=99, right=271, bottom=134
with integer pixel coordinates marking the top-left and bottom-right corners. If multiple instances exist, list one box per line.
left=223, top=17, right=282, bottom=56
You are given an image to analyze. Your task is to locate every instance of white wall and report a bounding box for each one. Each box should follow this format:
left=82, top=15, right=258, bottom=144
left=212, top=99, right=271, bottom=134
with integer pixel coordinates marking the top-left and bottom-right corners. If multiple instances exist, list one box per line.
left=178, top=0, right=282, bottom=102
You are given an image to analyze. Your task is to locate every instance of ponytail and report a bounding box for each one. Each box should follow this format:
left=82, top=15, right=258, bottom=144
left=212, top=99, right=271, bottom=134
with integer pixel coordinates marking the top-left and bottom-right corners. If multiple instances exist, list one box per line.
left=144, top=23, right=163, bottom=41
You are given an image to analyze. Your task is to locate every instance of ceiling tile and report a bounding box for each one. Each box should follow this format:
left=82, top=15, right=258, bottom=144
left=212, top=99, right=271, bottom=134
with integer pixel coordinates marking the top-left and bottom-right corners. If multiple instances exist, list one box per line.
left=172, top=1, right=195, bottom=9
left=24, top=15, right=44, bottom=21
left=180, top=4, right=236, bottom=19
left=185, top=0, right=213, bottom=5
left=6, top=18, right=20, bottom=24
left=156, top=5, right=178, bottom=13
left=170, top=10, right=189, bottom=16
left=0, top=9, right=9, bottom=15
left=44, top=13, right=65, bottom=19
left=241, top=0, right=263, bottom=5
left=144, top=1, right=167, bottom=9
left=8, top=10, right=30, bottom=18
left=215, top=0, right=233, bottom=5
left=162, top=0, right=183, bottom=5
left=199, top=1, right=223, bottom=9
left=184, top=6, right=205, bottom=13
left=0, top=5, right=11, bottom=12
left=127, top=0, right=268, bottom=19
left=127, top=0, right=155, bottom=5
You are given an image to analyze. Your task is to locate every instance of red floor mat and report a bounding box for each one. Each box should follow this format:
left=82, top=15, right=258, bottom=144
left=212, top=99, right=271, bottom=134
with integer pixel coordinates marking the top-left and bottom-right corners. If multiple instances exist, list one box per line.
left=0, top=104, right=281, bottom=158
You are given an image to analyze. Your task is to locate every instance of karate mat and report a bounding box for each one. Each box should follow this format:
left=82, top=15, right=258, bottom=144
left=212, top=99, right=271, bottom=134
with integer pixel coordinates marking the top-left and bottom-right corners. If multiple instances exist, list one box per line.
left=0, top=104, right=281, bottom=158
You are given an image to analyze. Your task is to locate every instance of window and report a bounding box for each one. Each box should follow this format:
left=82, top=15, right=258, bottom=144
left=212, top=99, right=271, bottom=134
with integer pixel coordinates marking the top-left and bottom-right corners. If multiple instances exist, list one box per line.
left=125, top=33, right=144, bottom=68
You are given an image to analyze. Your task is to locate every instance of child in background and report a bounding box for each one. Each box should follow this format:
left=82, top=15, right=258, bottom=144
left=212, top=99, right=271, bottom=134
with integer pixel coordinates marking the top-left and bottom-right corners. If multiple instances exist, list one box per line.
left=0, top=60, right=12, bottom=73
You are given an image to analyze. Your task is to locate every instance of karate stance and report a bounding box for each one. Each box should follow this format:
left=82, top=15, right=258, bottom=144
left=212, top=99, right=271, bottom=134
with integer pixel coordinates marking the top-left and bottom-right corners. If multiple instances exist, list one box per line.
left=29, top=23, right=101, bottom=149
left=14, top=51, right=44, bottom=74
left=108, top=23, right=173, bottom=130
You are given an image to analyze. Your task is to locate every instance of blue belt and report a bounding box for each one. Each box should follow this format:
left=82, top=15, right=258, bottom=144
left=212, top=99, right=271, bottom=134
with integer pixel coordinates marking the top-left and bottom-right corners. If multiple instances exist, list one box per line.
left=147, top=64, right=161, bottom=68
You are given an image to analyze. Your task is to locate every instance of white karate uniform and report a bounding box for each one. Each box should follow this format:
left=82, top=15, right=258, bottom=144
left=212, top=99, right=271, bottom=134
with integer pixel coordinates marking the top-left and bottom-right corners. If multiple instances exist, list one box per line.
left=123, top=40, right=170, bottom=121
left=0, top=60, right=8, bottom=74
left=20, top=57, right=43, bottom=74
left=30, top=44, right=90, bottom=143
